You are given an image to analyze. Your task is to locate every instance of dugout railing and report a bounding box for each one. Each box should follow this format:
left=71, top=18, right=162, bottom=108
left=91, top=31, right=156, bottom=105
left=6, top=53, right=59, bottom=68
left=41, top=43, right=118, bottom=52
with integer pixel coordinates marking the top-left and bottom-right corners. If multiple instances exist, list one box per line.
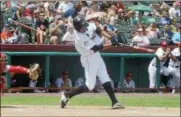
left=2, top=51, right=161, bottom=92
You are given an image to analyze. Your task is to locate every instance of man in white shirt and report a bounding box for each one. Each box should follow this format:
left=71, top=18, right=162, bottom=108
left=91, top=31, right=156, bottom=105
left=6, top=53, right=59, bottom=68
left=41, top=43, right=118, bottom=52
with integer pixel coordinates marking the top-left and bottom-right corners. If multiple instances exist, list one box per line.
left=148, top=41, right=170, bottom=89
left=57, top=1, right=75, bottom=18
left=118, top=72, right=135, bottom=92
left=167, top=43, right=180, bottom=93
left=62, top=23, right=74, bottom=44
left=169, top=2, right=180, bottom=20
left=132, top=28, right=150, bottom=47
left=55, top=70, right=72, bottom=89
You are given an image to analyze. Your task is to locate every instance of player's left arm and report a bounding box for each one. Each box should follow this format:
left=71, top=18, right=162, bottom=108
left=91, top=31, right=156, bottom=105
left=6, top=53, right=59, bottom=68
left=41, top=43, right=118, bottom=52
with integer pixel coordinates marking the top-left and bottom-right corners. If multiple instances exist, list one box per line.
left=169, top=49, right=178, bottom=62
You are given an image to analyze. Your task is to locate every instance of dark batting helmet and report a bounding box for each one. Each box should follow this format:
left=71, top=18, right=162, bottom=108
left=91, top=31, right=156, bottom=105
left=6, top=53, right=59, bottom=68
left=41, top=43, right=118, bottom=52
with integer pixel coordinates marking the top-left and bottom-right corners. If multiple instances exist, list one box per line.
left=73, top=15, right=88, bottom=33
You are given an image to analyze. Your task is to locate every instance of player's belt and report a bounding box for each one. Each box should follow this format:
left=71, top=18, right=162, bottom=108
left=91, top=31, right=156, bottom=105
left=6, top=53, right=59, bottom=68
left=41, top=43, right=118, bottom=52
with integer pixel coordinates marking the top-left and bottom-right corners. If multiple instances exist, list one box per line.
left=171, top=66, right=180, bottom=68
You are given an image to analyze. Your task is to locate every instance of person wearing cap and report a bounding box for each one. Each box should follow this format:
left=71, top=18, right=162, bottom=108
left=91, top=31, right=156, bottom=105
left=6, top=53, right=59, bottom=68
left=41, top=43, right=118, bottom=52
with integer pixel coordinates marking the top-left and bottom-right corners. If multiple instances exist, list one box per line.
left=148, top=41, right=170, bottom=89
left=167, top=42, right=180, bottom=93
left=171, top=26, right=181, bottom=44
left=118, top=72, right=135, bottom=93
left=55, top=70, right=72, bottom=92
left=49, top=15, right=64, bottom=45
left=132, top=28, right=150, bottom=47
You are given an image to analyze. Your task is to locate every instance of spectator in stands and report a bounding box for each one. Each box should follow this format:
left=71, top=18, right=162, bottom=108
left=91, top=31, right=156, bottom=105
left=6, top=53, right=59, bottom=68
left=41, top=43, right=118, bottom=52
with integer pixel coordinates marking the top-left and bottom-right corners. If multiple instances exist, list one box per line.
left=78, top=1, right=89, bottom=16
left=0, top=24, right=21, bottom=44
left=49, top=15, right=64, bottom=45
left=35, top=12, right=49, bottom=44
left=165, top=24, right=177, bottom=38
left=160, top=12, right=172, bottom=27
left=62, top=23, right=74, bottom=45
left=23, top=6, right=34, bottom=20
left=169, top=2, right=180, bottom=20
left=132, top=28, right=150, bottom=47
left=172, top=26, right=181, bottom=44
left=56, top=1, right=75, bottom=18
left=118, top=72, right=136, bottom=93
left=74, top=77, right=85, bottom=87
left=86, top=3, right=99, bottom=17
left=146, top=23, right=161, bottom=39
left=55, top=70, right=72, bottom=91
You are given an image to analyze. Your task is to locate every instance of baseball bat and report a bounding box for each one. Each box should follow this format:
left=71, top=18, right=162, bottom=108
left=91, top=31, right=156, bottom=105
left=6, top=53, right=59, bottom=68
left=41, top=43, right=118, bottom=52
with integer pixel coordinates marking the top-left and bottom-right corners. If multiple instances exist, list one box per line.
left=119, top=43, right=155, bottom=53
left=8, top=18, right=38, bottom=32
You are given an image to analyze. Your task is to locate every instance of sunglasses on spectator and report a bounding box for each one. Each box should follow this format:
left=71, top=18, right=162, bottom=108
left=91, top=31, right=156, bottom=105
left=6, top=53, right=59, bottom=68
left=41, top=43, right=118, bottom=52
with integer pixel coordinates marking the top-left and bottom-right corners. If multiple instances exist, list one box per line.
left=40, top=15, right=45, bottom=17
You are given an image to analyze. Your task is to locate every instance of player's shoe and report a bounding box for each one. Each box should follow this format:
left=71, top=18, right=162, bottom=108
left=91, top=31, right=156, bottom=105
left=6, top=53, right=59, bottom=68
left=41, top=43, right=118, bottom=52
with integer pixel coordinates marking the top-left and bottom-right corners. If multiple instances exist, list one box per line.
left=61, top=91, right=69, bottom=108
left=28, top=63, right=39, bottom=80
left=112, top=102, right=125, bottom=109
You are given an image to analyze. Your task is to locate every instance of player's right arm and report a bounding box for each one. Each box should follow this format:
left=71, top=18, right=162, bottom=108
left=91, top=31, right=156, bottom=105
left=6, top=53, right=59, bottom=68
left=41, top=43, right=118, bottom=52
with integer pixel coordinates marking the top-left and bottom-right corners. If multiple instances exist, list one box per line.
left=156, top=48, right=170, bottom=62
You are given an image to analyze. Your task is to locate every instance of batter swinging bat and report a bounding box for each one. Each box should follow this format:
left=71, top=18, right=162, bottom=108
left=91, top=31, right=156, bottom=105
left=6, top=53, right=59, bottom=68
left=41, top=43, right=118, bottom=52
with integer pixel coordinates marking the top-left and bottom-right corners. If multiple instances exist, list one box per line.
left=119, top=43, right=155, bottom=53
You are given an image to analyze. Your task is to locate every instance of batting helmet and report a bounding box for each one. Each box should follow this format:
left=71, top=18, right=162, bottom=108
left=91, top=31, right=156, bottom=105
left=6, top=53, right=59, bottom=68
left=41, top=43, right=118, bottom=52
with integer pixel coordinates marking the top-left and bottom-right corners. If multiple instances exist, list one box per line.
left=73, top=15, right=88, bottom=33
left=160, top=41, right=168, bottom=47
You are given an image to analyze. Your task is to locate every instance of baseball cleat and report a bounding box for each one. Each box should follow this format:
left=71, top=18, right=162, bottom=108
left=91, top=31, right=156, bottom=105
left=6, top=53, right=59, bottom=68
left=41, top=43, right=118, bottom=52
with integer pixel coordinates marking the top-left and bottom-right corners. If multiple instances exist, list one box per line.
left=61, top=92, right=69, bottom=108
left=112, top=102, right=125, bottom=109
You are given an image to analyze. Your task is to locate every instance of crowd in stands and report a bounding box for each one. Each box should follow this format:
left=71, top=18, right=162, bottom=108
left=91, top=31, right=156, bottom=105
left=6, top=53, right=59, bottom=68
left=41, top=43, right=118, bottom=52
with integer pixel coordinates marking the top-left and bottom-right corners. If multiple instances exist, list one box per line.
left=1, top=1, right=180, bottom=45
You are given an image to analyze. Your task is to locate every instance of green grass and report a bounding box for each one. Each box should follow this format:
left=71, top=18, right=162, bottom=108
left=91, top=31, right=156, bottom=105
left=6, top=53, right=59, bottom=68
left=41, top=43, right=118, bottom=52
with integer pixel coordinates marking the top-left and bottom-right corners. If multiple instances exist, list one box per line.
left=1, top=94, right=180, bottom=108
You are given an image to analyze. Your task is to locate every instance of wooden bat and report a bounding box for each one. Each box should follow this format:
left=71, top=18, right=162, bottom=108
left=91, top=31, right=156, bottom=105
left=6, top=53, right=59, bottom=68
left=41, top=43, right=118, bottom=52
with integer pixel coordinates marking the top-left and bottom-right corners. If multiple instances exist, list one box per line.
left=119, top=43, right=155, bottom=53
left=8, top=18, right=38, bottom=32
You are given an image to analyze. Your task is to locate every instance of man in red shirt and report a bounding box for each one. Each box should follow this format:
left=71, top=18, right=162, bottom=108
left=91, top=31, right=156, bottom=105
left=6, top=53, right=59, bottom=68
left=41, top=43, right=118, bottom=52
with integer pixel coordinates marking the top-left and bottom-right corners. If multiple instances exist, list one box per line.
left=1, top=25, right=13, bottom=43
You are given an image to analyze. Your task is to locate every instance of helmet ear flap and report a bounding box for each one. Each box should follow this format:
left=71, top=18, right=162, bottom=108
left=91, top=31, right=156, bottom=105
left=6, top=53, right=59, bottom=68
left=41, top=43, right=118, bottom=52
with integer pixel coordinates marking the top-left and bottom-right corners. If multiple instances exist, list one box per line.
left=73, top=15, right=88, bottom=32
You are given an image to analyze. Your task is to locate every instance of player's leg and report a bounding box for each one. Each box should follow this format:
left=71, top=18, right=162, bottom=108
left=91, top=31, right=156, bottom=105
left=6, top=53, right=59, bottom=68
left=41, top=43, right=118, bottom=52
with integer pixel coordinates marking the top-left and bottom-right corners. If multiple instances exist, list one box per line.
left=5, top=64, right=39, bottom=80
left=148, top=66, right=156, bottom=88
left=61, top=56, right=98, bottom=108
left=0, top=76, right=6, bottom=96
left=97, top=58, right=124, bottom=109
left=174, top=68, right=180, bottom=92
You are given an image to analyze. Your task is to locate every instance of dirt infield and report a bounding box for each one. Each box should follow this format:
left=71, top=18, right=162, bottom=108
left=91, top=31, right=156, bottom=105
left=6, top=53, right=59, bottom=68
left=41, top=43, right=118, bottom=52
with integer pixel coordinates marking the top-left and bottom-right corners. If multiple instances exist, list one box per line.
left=1, top=93, right=180, bottom=116
left=1, top=105, right=180, bottom=116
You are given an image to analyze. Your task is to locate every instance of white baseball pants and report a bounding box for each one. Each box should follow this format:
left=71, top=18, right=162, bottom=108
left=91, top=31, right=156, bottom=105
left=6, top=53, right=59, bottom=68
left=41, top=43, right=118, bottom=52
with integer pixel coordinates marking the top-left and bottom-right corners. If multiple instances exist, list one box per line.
left=148, top=65, right=169, bottom=88
left=80, top=52, right=110, bottom=90
left=167, top=66, right=180, bottom=88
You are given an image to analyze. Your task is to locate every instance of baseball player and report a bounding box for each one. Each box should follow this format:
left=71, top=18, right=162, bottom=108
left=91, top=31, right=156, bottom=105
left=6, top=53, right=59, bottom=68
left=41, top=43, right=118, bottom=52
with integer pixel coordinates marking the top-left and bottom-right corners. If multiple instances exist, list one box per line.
left=148, top=41, right=170, bottom=89
left=0, top=52, right=40, bottom=81
left=0, top=76, right=6, bottom=96
left=167, top=43, right=180, bottom=93
left=61, top=15, right=124, bottom=109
